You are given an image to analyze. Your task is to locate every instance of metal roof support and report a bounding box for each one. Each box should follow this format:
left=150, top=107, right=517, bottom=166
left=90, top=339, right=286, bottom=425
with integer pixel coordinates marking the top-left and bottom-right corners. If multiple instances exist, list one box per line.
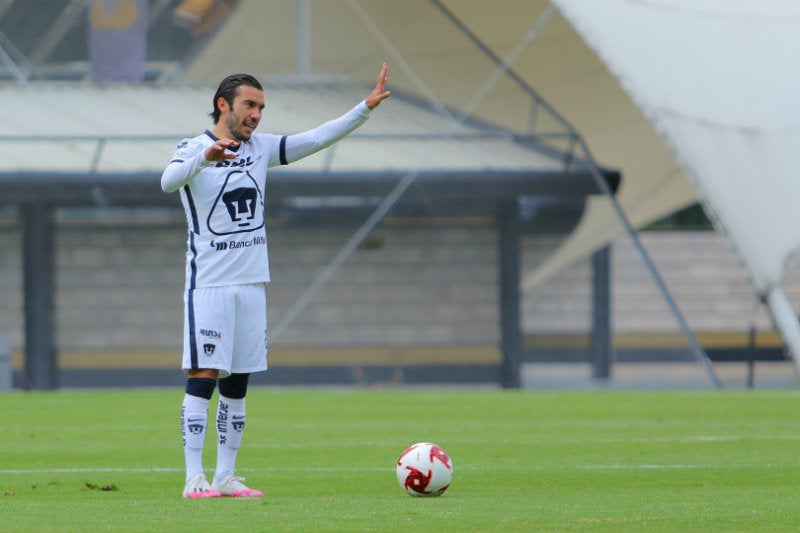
left=346, top=0, right=455, bottom=120
left=431, top=0, right=721, bottom=387
left=28, top=0, right=85, bottom=66
left=456, top=5, right=556, bottom=123
left=0, top=36, right=26, bottom=82
left=270, top=170, right=420, bottom=343
left=577, top=148, right=721, bottom=388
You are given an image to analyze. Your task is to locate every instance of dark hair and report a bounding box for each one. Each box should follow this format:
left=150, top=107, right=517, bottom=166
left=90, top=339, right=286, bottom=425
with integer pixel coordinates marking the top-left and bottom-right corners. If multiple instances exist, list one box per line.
left=209, top=73, right=263, bottom=123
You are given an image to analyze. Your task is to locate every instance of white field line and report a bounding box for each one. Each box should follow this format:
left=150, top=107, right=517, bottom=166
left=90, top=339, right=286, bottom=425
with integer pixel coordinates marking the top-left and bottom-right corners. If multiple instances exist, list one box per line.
left=0, top=463, right=795, bottom=475
left=241, top=434, right=800, bottom=449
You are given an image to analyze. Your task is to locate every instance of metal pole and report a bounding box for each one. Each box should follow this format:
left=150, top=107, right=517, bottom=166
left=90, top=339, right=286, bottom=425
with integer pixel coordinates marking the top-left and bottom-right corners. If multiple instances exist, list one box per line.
left=498, top=201, right=522, bottom=388
left=591, top=246, right=612, bottom=380
left=22, top=204, right=58, bottom=390
left=0, top=335, right=11, bottom=391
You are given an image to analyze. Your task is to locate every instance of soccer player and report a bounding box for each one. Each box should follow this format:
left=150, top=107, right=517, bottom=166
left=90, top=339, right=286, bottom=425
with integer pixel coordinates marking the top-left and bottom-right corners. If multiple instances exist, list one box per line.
left=161, top=64, right=391, bottom=499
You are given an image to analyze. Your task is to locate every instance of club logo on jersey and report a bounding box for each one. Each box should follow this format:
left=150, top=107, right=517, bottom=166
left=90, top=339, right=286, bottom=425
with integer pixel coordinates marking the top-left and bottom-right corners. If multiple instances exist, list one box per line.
left=222, top=187, right=257, bottom=226
left=203, top=343, right=216, bottom=356
left=207, top=170, right=264, bottom=235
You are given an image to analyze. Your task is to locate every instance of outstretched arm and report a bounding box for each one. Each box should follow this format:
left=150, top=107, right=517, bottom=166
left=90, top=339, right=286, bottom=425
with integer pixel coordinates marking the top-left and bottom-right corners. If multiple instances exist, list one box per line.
left=279, top=63, right=391, bottom=166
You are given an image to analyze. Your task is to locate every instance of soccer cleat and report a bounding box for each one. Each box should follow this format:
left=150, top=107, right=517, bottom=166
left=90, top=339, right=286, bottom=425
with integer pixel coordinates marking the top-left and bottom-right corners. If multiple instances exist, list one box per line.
left=212, top=473, right=264, bottom=498
left=182, top=473, right=221, bottom=499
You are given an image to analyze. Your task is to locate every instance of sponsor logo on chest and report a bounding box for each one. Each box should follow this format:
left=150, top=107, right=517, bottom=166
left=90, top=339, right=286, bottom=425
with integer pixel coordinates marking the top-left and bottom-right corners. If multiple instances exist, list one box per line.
left=214, top=156, right=256, bottom=168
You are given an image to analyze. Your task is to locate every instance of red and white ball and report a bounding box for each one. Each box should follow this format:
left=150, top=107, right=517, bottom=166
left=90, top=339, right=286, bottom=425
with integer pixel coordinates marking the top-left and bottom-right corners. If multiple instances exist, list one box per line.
left=396, top=442, right=453, bottom=497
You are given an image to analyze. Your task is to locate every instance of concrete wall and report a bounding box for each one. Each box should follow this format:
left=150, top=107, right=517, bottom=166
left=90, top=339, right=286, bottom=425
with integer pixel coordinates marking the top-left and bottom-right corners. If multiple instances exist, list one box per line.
left=1, top=218, right=797, bottom=374
left=0, top=219, right=503, bottom=367
left=523, top=232, right=799, bottom=337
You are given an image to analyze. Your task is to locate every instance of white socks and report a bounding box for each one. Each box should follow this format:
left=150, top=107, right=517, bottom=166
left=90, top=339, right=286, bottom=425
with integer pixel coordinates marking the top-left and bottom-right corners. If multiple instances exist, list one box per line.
left=182, top=393, right=247, bottom=483
left=214, top=396, right=246, bottom=481
left=181, top=394, right=210, bottom=482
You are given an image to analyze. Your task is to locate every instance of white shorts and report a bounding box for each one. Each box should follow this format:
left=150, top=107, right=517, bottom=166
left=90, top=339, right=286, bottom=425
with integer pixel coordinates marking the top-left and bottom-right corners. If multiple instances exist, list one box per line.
left=183, top=283, right=268, bottom=377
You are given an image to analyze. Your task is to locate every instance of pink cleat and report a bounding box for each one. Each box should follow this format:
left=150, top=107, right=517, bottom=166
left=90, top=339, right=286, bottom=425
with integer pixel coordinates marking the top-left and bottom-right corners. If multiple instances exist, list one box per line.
left=183, top=473, right=221, bottom=499
left=212, top=474, right=264, bottom=498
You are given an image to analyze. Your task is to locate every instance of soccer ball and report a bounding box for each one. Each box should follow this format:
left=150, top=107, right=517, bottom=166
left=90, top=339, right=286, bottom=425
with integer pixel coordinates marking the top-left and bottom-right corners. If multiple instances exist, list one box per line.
left=396, top=442, right=453, bottom=497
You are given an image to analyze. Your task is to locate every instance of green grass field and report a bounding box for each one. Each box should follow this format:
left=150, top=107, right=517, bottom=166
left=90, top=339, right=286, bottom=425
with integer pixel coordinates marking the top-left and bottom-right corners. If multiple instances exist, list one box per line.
left=1, top=388, right=799, bottom=532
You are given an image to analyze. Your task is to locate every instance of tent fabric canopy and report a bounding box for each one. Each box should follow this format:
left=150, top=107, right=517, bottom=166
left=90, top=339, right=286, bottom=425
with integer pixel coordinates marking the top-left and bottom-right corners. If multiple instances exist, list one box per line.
left=553, top=0, right=800, bottom=294
left=552, top=0, right=800, bottom=364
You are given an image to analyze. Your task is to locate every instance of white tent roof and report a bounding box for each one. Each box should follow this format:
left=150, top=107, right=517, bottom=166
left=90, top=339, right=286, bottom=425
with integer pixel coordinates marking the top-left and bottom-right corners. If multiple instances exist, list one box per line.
left=551, top=0, right=800, bottom=363
left=553, top=0, right=800, bottom=293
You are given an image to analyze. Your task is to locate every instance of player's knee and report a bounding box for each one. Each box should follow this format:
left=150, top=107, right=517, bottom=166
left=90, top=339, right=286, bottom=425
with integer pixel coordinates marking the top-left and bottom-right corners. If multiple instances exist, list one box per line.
left=218, top=372, right=250, bottom=399
left=187, top=368, right=219, bottom=379
left=185, top=377, right=216, bottom=400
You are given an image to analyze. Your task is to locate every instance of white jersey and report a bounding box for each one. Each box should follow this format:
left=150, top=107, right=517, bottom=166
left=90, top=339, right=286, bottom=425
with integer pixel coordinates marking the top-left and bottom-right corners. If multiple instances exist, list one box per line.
left=162, top=101, right=371, bottom=289
left=169, top=132, right=278, bottom=288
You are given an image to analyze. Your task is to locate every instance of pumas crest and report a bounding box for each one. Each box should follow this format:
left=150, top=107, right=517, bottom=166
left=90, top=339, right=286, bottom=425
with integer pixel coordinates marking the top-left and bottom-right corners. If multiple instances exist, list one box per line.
left=207, top=170, right=265, bottom=235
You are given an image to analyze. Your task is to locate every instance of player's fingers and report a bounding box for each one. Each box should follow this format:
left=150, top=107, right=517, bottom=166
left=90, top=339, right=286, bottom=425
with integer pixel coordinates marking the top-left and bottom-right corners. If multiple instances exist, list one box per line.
left=217, top=140, right=238, bottom=156
left=377, top=62, right=388, bottom=88
left=206, top=141, right=236, bottom=161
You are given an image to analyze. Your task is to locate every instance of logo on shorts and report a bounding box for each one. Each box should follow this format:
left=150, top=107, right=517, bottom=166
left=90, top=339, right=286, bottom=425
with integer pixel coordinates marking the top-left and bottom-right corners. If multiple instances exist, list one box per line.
left=200, top=328, right=221, bottom=339
left=203, top=343, right=216, bottom=356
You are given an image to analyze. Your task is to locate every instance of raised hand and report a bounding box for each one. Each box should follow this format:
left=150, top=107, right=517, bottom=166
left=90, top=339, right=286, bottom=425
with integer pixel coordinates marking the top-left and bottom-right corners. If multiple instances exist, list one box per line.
left=366, top=62, right=391, bottom=110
